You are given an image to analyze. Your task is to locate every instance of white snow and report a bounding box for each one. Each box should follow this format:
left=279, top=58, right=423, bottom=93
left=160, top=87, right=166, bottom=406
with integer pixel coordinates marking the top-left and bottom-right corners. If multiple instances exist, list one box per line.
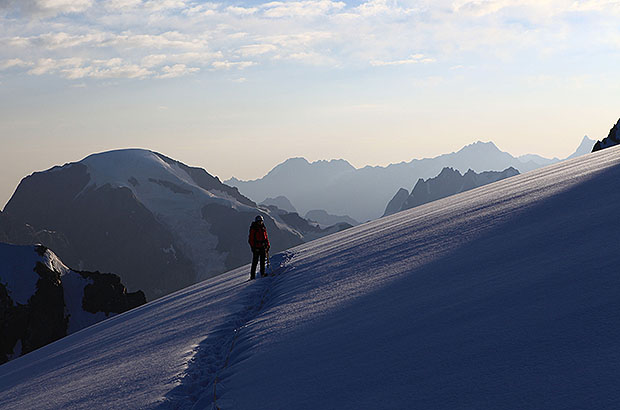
left=2, top=147, right=620, bottom=409
left=61, top=271, right=108, bottom=334
left=0, top=244, right=42, bottom=305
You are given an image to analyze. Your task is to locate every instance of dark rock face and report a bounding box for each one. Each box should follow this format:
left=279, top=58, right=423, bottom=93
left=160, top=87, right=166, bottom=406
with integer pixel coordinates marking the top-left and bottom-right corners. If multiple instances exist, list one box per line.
left=0, top=244, right=146, bottom=364
left=398, top=167, right=519, bottom=212
left=79, top=270, right=146, bottom=315
left=0, top=258, right=66, bottom=364
left=23, top=262, right=67, bottom=356
left=592, top=119, right=620, bottom=152
left=383, top=188, right=410, bottom=217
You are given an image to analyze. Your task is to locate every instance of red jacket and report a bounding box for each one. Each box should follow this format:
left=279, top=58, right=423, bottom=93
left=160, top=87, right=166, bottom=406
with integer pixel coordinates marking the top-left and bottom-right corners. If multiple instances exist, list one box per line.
left=249, top=221, right=270, bottom=249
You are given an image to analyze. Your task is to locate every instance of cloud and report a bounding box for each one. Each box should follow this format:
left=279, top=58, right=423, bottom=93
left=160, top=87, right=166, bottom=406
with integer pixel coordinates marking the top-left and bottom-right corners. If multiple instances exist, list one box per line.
left=370, top=54, right=436, bottom=66
left=212, top=60, right=256, bottom=70
left=143, top=0, right=188, bottom=11
left=0, top=0, right=93, bottom=17
left=226, top=6, right=258, bottom=15
left=102, top=0, right=143, bottom=9
left=0, top=58, right=33, bottom=69
left=286, top=51, right=336, bottom=65
left=157, top=63, right=199, bottom=78
left=354, top=0, right=413, bottom=16
left=25, top=57, right=154, bottom=79
left=141, top=51, right=222, bottom=67
left=107, top=31, right=207, bottom=50
left=237, top=44, right=277, bottom=56
left=260, top=0, right=345, bottom=18
left=6, top=31, right=207, bottom=51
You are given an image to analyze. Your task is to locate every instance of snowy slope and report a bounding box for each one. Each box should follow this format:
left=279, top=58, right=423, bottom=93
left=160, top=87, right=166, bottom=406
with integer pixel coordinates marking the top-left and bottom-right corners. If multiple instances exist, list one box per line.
left=2, top=146, right=620, bottom=409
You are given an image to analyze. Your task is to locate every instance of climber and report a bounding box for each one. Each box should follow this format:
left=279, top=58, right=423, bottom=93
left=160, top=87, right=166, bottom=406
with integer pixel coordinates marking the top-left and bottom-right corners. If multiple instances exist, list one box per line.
left=248, top=215, right=270, bottom=279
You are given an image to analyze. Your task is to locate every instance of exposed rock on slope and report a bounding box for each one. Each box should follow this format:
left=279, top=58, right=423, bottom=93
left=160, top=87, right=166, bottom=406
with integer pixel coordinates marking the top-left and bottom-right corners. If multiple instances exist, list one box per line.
left=592, top=118, right=620, bottom=152
left=0, top=243, right=145, bottom=364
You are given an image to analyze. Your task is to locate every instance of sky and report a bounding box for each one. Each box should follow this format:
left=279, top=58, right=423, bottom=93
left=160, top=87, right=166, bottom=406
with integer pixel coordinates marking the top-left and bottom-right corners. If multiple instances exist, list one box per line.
left=1, top=0, right=620, bottom=208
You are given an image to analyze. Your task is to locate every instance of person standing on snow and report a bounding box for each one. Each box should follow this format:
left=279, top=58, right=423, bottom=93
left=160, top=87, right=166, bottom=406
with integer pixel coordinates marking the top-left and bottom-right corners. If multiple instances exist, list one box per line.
left=248, top=215, right=270, bottom=280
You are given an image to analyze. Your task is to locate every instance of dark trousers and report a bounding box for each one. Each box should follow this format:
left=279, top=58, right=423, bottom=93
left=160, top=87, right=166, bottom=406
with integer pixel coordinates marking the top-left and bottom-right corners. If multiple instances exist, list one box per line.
left=251, top=248, right=266, bottom=279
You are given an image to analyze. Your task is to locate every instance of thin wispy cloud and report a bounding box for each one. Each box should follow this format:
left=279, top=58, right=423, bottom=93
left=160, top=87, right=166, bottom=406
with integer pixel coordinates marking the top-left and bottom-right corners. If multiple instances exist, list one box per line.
left=371, top=54, right=436, bottom=66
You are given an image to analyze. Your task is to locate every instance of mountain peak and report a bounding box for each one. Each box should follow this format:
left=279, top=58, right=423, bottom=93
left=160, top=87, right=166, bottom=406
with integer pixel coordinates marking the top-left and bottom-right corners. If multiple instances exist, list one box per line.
left=458, top=141, right=501, bottom=154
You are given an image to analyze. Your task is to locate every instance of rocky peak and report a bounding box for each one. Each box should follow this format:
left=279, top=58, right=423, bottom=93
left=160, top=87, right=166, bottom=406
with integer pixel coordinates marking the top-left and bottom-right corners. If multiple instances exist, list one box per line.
left=592, top=118, right=620, bottom=152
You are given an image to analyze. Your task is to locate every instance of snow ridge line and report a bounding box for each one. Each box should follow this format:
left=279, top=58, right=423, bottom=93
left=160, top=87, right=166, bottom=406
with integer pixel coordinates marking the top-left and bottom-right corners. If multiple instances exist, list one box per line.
left=159, top=251, right=293, bottom=410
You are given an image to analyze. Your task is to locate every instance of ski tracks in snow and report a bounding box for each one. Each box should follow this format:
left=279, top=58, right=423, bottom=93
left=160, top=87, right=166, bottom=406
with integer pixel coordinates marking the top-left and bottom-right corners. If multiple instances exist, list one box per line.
left=159, top=251, right=295, bottom=410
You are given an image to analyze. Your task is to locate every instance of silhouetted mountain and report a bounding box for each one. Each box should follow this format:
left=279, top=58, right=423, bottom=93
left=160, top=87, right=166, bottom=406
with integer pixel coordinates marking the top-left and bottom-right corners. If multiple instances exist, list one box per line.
left=2, top=149, right=330, bottom=300
left=227, top=140, right=588, bottom=221
left=260, top=196, right=297, bottom=213
left=392, top=167, right=519, bottom=214
left=0, top=243, right=145, bottom=364
left=304, top=209, right=358, bottom=228
left=593, top=119, right=620, bottom=152
left=568, top=136, right=596, bottom=158
left=383, top=188, right=410, bottom=217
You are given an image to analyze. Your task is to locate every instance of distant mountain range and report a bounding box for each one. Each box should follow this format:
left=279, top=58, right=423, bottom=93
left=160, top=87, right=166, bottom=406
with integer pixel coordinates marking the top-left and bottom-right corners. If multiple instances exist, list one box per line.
left=226, top=137, right=596, bottom=222
left=384, top=167, right=519, bottom=217
left=1, top=149, right=346, bottom=300
left=0, top=243, right=144, bottom=364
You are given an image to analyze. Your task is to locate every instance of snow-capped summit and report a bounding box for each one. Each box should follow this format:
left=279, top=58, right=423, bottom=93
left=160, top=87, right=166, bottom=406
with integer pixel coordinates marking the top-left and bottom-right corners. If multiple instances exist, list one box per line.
left=2, top=149, right=320, bottom=300
left=0, top=242, right=145, bottom=364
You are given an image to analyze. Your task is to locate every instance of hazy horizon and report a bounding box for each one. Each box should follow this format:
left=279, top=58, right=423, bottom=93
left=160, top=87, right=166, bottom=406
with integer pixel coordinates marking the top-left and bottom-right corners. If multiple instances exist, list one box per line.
left=0, top=135, right=593, bottom=210
left=2, top=0, right=619, bottom=208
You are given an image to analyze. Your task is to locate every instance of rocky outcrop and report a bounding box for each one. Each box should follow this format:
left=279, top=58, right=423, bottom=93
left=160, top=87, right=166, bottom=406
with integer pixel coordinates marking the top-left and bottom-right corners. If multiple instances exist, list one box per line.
left=79, top=270, right=146, bottom=315
left=0, top=243, right=145, bottom=364
left=383, top=188, right=410, bottom=217
left=592, top=119, right=620, bottom=152
left=393, top=167, right=519, bottom=213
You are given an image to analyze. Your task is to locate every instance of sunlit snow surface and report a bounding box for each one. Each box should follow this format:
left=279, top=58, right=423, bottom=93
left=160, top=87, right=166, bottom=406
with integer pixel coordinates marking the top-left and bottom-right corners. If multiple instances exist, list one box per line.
left=2, top=147, right=620, bottom=409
